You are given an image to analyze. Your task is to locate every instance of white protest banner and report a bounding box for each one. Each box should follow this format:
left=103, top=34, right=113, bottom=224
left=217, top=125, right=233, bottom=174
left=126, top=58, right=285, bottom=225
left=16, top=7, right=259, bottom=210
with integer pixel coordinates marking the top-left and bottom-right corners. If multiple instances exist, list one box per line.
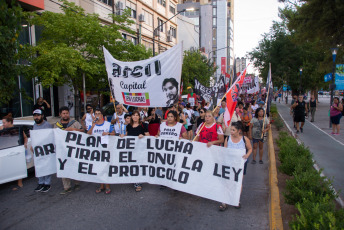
left=30, top=129, right=57, bottom=177
left=32, top=129, right=246, bottom=206
left=247, top=76, right=260, bottom=94
left=103, top=44, right=182, bottom=107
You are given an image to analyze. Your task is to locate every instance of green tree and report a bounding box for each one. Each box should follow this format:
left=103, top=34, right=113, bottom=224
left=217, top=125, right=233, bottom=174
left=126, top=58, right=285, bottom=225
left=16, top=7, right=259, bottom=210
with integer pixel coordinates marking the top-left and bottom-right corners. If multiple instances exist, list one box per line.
left=181, top=49, right=217, bottom=93
left=21, top=0, right=151, bottom=118
left=0, top=0, right=22, bottom=104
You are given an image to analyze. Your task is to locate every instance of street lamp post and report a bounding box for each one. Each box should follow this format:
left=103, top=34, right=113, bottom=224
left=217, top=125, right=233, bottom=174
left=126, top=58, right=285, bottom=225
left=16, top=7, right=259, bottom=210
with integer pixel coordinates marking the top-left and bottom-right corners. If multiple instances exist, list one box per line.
left=299, top=68, right=302, bottom=95
left=152, top=8, right=194, bottom=56
left=329, top=47, right=338, bottom=128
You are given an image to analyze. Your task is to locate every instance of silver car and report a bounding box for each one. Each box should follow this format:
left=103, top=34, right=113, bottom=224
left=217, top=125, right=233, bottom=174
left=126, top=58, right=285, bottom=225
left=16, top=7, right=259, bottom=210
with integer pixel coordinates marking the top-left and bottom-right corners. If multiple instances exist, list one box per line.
left=0, top=120, right=35, bottom=184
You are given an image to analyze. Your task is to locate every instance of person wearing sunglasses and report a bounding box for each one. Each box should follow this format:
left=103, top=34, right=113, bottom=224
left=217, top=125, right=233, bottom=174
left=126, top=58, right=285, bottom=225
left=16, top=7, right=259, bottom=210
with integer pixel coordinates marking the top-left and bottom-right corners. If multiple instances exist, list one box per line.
left=81, top=104, right=95, bottom=131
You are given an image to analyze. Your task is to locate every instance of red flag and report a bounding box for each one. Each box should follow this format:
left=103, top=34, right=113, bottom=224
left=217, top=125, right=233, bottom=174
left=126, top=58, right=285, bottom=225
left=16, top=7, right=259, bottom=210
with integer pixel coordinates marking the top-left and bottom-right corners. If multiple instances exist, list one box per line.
left=223, top=68, right=247, bottom=127
left=225, top=72, right=231, bottom=91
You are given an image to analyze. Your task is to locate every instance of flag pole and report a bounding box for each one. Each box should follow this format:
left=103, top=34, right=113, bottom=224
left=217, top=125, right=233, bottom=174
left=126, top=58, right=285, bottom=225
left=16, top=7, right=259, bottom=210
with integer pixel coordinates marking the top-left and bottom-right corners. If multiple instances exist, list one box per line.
left=192, top=67, right=247, bottom=141
left=261, top=63, right=271, bottom=139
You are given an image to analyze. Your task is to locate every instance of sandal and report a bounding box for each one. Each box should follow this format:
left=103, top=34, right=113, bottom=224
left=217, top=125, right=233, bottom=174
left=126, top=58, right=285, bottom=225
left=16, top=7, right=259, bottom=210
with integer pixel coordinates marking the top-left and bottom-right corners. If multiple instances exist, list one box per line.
left=96, top=188, right=105, bottom=194
left=135, top=186, right=142, bottom=192
left=219, top=203, right=228, bottom=211
left=12, top=185, right=23, bottom=191
left=105, top=188, right=111, bottom=194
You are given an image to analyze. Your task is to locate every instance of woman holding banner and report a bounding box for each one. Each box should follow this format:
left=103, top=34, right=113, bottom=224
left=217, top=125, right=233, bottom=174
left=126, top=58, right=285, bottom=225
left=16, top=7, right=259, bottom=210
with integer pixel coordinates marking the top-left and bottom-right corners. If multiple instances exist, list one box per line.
left=156, top=110, right=187, bottom=139
left=195, top=111, right=224, bottom=147
left=219, top=121, right=252, bottom=210
left=125, top=110, right=150, bottom=192
left=147, top=108, right=161, bottom=136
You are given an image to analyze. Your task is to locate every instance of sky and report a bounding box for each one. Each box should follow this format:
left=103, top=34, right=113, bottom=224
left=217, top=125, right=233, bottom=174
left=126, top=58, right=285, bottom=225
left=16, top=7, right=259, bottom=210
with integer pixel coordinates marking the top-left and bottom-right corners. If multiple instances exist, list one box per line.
left=234, top=0, right=284, bottom=74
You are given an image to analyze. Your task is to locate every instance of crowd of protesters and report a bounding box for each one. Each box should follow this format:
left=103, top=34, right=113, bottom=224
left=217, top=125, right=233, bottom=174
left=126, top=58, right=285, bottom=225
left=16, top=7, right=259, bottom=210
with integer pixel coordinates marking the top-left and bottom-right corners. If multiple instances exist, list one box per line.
left=1, top=91, right=273, bottom=211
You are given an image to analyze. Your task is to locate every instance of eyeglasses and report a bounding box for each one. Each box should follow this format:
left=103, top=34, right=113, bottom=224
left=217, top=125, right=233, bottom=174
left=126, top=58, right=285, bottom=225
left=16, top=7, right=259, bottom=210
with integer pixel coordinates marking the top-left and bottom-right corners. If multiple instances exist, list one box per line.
left=95, top=112, right=102, bottom=115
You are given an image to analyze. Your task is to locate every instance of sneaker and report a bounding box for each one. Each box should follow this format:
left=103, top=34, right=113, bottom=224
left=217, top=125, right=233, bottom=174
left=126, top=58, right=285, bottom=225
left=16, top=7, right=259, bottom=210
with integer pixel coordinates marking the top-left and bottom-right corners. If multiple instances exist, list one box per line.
left=331, top=132, right=336, bottom=135
left=34, top=184, right=44, bottom=192
left=60, top=188, right=72, bottom=195
left=41, top=185, right=51, bottom=193
left=259, top=160, right=264, bottom=164
left=300, top=128, right=303, bottom=133
left=251, top=160, right=256, bottom=164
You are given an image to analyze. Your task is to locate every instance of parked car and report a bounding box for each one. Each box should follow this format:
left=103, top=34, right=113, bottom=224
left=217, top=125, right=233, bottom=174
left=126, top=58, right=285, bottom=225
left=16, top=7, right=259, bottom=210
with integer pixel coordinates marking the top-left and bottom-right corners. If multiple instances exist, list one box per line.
left=0, top=120, right=35, bottom=184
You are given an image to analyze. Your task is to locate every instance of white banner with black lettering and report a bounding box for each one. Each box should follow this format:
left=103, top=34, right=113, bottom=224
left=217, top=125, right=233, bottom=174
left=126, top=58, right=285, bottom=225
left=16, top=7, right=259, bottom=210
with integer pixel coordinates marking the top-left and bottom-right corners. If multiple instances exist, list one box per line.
left=103, top=44, right=182, bottom=107
left=246, top=76, right=260, bottom=94
left=31, top=129, right=245, bottom=206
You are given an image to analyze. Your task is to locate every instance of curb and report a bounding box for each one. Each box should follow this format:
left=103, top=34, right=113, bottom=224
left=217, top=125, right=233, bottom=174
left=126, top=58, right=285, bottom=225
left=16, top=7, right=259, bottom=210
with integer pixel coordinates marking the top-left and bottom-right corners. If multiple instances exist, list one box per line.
left=268, top=128, right=283, bottom=230
left=277, top=111, right=344, bottom=208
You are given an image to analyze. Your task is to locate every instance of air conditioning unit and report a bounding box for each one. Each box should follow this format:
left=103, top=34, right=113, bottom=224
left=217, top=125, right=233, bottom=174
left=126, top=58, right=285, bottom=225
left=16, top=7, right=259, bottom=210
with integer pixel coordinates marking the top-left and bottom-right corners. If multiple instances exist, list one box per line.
left=167, top=35, right=172, bottom=42
left=116, top=1, right=123, bottom=10
left=154, top=30, right=160, bottom=37
left=138, top=14, right=145, bottom=22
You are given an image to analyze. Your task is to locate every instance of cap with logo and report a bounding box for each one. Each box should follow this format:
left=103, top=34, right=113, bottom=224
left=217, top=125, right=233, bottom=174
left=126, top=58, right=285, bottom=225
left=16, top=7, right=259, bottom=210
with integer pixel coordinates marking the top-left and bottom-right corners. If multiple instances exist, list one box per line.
left=33, top=109, right=43, bottom=115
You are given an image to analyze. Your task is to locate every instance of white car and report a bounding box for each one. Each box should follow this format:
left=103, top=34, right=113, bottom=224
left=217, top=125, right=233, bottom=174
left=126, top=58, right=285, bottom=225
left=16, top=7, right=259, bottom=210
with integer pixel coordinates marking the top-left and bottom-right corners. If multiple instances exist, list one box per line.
left=0, top=120, right=35, bottom=184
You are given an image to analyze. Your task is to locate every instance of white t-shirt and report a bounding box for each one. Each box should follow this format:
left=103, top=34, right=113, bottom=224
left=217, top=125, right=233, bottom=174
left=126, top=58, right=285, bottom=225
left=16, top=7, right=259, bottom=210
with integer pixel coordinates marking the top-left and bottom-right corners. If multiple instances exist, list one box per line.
left=159, top=122, right=183, bottom=139
left=89, top=121, right=113, bottom=144
left=85, top=113, right=94, bottom=131
left=112, top=112, right=127, bottom=126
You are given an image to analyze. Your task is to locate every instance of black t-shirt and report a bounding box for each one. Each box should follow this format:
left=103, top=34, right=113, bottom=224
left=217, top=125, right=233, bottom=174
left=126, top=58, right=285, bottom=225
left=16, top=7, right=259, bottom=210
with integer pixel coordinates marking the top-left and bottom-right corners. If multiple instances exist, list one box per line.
left=294, top=101, right=306, bottom=114
left=126, top=123, right=148, bottom=136
left=196, top=117, right=205, bottom=128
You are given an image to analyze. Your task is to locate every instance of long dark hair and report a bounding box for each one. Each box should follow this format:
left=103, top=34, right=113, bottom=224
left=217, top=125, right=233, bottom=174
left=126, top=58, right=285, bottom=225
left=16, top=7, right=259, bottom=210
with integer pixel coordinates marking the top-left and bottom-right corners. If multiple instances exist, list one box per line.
left=167, top=110, right=179, bottom=122
left=255, top=107, right=264, bottom=118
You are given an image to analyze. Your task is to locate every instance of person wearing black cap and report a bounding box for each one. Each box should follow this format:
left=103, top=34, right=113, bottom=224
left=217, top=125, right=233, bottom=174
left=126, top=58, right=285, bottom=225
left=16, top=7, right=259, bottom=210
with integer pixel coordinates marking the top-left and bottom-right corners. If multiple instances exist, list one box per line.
left=32, top=109, right=53, bottom=192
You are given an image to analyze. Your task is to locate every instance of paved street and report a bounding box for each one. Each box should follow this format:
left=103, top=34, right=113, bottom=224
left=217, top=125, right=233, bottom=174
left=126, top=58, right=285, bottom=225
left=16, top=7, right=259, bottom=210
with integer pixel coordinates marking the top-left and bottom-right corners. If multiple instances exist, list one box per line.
left=0, top=143, right=269, bottom=230
left=276, top=95, right=344, bottom=200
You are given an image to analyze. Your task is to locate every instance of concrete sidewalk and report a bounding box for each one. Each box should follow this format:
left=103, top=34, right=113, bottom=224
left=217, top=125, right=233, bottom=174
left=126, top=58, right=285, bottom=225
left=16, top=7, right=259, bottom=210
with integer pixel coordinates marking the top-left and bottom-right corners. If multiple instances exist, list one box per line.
left=275, top=98, right=344, bottom=201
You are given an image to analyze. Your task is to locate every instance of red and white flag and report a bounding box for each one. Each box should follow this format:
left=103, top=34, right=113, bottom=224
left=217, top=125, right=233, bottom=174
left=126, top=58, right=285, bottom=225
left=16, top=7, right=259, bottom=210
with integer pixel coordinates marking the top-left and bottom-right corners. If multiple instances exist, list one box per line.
left=223, top=67, right=247, bottom=127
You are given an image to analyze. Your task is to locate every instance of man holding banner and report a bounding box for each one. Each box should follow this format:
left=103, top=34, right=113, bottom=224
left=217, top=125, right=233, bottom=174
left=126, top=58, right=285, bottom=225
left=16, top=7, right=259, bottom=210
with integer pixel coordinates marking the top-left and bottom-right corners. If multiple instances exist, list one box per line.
left=54, top=106, right=84, bottom=195
left=88, top=108, right=115, bottom=194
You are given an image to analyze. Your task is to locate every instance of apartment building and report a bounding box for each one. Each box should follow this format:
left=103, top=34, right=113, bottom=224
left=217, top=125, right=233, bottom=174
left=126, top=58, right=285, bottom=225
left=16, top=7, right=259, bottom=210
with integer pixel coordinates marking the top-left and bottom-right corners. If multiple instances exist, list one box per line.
left=5, top=0, right=182, bottom=118
left=177, top=0, right=234, bottom=78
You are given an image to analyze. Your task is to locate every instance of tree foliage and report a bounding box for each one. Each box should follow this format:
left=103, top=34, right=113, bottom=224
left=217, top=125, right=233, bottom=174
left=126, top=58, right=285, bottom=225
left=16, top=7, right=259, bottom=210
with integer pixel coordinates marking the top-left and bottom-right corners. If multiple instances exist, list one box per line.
left=249, top=0, right=344, bottom=94
left=0, top=0, right=22, bottom=104
left=20, top=0, right=151, bottom=117
left=181, top=49, right=216, bottom=93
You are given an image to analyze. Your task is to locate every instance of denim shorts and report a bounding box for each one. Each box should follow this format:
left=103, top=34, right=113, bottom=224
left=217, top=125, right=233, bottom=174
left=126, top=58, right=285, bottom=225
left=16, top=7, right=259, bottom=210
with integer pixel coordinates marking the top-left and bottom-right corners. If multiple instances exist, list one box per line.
left=252, top=138, right=264, bottom=143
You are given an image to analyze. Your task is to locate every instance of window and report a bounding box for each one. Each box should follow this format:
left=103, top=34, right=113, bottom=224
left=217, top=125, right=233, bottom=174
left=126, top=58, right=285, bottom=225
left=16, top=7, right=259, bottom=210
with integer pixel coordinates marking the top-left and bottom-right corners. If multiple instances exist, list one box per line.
left=213, top=18, right=216, bottom=26
left=169, top=5, right=175, bottom=14
left=157, top=0, right=166, bottom=7
left=100, top=0, right=113, bottom=6
left=122, top=33, right=127, bottom=39
left=131, top=37, right=137, bottom=45
left=158, top=18, right=164, bottom=32
left=212, top=0, right=216, bottom=5
left=213, top=7, right=216, bottom=16
left=170, top=26, right=176, bottom=38
left=126, top=1, right=137, bottom=19
left=143, top=10, right=153, bottom=27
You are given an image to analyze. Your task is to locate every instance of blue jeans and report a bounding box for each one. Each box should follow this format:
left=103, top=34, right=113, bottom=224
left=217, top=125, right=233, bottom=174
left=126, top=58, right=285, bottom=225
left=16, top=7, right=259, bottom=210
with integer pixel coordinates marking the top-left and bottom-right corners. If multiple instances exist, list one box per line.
left=38, top=175, right=52, bottom=185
